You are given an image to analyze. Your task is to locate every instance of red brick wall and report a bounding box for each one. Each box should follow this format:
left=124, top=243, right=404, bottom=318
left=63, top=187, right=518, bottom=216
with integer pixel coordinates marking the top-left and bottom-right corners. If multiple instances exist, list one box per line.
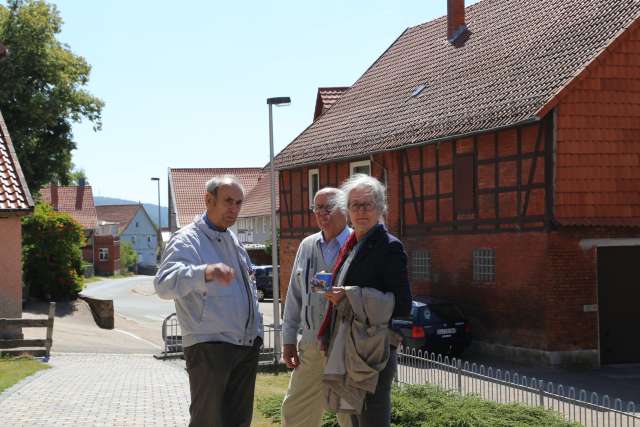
left=405, top=230, right=599, bottom=351
left=555, top=22, right=640, bottom=222
left=94, top=235, right=120, bottom=275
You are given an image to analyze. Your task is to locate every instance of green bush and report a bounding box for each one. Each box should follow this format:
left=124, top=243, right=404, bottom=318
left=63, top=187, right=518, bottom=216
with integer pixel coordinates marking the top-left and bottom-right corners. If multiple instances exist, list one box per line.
left=21, top=202, right=84, bottom=300
left=257, top=384, right=581, bottom=427
left=119, top=240, right=138, bottom=271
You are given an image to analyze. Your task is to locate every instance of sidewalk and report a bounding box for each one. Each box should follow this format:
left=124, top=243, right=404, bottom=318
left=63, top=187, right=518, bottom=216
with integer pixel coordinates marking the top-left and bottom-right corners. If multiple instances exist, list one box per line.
left=0, top=353, right=190, bottom=426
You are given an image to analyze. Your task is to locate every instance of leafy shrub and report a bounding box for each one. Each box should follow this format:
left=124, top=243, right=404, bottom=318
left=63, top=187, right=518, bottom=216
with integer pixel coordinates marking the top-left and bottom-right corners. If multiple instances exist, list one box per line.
left=119, top=240, right=138, bottom=272
left=22, top=202, right=84, bottom=299
left=257, top=383, right=581, bottom=427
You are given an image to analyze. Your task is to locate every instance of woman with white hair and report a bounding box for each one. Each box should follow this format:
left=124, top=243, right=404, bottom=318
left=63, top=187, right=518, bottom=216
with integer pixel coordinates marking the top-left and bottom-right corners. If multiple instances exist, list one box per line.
left=320, top=174, right=412, bottom=427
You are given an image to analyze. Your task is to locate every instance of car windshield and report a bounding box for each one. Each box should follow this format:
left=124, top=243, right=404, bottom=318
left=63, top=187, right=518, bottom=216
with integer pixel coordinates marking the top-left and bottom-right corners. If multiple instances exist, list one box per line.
left=428, top=303, right=464, bottom=321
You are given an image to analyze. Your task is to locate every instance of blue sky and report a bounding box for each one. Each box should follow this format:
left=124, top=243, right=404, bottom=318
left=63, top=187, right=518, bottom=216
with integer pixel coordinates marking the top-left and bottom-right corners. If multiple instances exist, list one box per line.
left=49, top=0, right=480, bottom=206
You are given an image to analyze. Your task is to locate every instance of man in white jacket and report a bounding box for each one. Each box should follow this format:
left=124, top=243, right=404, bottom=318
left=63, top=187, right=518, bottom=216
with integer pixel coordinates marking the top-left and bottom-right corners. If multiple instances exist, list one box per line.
left=281, top=187, right=352, bottom=427
left=155, top=175, right=262, bottom=427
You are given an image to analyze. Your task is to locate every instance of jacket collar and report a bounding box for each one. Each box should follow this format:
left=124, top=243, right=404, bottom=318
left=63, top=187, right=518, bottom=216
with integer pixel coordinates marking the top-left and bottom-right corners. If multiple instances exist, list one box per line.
left=351, top=223, right=385, bottom=264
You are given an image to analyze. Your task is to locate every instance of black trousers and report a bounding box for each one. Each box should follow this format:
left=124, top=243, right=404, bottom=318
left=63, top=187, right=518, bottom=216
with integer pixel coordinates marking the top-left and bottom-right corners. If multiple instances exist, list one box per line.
left=350, top=347, right=397, bottom=427
left=184, top=341, right=259, bottom=427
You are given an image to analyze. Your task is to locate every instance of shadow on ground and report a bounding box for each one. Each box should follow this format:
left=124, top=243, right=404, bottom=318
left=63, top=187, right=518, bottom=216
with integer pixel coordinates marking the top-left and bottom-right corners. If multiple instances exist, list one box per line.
left=23, top=299, right=80, bottom=318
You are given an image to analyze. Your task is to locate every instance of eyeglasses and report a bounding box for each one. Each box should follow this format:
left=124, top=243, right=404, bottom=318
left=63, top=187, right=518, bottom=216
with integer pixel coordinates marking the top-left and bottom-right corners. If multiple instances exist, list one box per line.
left=312, top=204, right=334, bottom=214
left=348, top=201, right=376, bottom=212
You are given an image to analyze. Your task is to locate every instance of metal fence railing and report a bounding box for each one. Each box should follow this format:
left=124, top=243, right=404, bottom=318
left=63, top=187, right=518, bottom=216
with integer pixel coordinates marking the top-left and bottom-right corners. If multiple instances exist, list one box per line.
left=156, top=314, right=283, bottom=364
left=259, top=325, right=283, bottom=365
left=396, top=347, right=640, bottom=427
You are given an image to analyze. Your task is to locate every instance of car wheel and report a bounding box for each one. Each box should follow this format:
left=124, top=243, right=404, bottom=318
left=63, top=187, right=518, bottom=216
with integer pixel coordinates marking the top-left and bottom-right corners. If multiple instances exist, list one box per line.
left=257, top=289, right=265, bottom=302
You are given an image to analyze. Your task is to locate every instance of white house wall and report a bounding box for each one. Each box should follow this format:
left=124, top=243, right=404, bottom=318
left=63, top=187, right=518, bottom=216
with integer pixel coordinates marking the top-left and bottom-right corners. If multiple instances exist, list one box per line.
left=121, top=209, right=158, bottom=266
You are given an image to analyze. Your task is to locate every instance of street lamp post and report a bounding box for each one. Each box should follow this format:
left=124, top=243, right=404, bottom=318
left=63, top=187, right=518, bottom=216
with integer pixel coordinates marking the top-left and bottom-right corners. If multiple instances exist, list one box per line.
left=150, top=177, right=161, bottom=263
left=266, top=96, right=290, bottom=364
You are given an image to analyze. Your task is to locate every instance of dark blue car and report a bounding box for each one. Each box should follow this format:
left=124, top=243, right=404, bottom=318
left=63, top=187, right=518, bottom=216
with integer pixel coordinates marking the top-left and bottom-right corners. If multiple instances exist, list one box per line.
left=392, top=296, right=472, bottom=356
left=252, top=265, right=273, bottom=302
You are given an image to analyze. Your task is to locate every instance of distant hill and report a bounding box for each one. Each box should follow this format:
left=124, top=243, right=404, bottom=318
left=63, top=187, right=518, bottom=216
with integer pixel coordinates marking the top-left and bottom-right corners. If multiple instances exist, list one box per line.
left=94, top=196, right=168, bottom=228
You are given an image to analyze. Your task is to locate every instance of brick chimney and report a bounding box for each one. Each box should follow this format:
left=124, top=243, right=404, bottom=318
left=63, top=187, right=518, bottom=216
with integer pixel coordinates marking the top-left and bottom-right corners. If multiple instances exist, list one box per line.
left=50, top=181, right=58, bottom=210
left=447, top=0, right=466, bottom=42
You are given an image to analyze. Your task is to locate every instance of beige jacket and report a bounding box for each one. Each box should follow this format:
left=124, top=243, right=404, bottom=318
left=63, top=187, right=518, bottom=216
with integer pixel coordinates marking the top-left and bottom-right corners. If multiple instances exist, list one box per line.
left=323, top=286, right=400, bottom=414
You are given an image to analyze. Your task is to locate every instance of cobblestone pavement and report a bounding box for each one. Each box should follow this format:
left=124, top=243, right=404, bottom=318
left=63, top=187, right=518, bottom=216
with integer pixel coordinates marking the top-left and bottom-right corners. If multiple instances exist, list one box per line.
left=0, top=353, right=190, bottom=426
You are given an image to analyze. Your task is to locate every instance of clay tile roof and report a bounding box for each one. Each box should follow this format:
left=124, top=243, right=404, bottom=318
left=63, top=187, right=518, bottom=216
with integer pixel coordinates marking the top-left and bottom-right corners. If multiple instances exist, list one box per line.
left=313, top=87, right=350, bottom=121
left=169, top=167, right=263, bottom=228
left=239, top=171, right=279, bottom=218
left=0, top=111, right=33, bottom=212
left=40, top=184, right=98, bottom=229
left=275, top=0, right=640, bottom=169
left=96, top=204, right=144, bottom=235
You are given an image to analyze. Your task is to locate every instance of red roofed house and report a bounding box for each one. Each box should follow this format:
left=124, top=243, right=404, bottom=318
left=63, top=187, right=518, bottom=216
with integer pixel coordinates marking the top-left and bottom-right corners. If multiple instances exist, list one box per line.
left=236, top=170, right=280, bottom=265
left=274, top=0, right=640, bottom=366
left=96, top=203, right=158, bottom=272
left=0, top=110, right=34, bottom=338
left=40, top=181, right=98, bottom=265
left=313, top=87, right=350, bottom=121
left=168, top=167, right=262, bottom=233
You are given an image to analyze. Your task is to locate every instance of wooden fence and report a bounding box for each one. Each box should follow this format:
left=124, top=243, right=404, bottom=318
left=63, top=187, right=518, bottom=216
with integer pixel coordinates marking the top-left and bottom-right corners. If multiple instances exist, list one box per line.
left=0, top=302, right=55, bottom=358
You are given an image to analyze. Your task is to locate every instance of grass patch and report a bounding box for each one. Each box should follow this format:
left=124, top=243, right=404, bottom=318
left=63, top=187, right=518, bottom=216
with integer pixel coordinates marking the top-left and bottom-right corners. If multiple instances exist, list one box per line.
left=254, top=378, right=581, bottom=427
left=0, top=356, right=49, bottom=393
left=252, top=371, right=291, bottom=426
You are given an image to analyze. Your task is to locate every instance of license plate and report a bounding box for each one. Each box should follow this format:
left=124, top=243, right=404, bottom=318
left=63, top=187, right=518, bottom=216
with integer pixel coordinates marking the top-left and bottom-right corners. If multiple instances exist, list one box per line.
left=437, top=328, right=456, bottom=335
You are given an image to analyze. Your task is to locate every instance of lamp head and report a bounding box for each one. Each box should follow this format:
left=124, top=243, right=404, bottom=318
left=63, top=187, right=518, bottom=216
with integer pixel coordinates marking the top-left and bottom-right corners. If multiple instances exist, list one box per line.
left=267, top=97, right=291, bottom=106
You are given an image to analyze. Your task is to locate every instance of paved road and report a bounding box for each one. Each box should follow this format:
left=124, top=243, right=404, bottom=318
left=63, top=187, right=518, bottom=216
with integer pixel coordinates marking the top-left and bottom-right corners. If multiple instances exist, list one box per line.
left=82, top=275, right=277, bottom=325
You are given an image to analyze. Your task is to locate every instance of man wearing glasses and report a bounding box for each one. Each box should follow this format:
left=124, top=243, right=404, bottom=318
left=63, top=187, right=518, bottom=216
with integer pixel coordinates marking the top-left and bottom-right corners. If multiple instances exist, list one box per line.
left=281, top=187, right=352, bottom=427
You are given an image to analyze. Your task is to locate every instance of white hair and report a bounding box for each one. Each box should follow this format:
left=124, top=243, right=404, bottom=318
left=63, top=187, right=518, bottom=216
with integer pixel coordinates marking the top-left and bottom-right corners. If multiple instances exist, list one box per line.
left=205, top=175, right=245, bottom=198
left=313, top=187, right=346, bottom=215
left=339, top=174, right=387, bottom=215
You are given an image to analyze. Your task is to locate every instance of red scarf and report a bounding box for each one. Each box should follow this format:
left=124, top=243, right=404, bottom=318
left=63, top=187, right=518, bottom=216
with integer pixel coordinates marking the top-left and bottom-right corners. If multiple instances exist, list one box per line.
left=317, top=232, right=359, bottom=340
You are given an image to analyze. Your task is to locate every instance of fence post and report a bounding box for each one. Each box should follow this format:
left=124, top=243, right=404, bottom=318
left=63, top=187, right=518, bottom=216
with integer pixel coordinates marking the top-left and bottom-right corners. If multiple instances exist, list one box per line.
left=457, top=359, right=462, bottom=394
left=538, top=380, right=545, bottom=407
left=45, top=302, right=55, bottom=359
left=394, top=348, right=399, bottom=385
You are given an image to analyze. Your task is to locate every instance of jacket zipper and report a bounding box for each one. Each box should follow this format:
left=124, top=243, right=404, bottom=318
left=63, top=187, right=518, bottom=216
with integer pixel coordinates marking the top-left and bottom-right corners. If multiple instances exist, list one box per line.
left=304, top=258, right=311, bottom=329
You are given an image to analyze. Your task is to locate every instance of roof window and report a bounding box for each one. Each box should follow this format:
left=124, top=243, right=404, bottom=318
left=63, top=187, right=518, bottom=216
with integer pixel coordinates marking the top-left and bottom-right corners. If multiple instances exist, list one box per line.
left=411, top=83, right=427, bottom=97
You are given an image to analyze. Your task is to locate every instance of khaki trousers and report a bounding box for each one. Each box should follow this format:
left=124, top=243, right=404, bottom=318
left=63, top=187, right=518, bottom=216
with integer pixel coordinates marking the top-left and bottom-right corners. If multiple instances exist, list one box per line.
left=282, top=343, right=352, bottom=427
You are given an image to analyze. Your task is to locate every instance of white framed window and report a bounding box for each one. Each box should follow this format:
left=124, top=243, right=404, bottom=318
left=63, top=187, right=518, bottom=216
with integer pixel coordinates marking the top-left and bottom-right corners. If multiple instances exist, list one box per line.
left=350, top=160, right=371, bottom=176
left=473, top=248, right=496, bottom=283
left=262, top=215, right=268, bottom=233
left=308, top=168, right=320, bottom=208
left=99, top=248, right=109, bottom=261
left=411, top=250, right=432, bottom=280
left=131, top=236, right=136, bottom=245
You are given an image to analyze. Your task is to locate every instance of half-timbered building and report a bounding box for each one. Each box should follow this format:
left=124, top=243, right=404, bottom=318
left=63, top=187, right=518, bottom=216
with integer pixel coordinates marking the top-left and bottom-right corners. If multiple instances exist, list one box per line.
left=273, top=0, right=640, bottom=366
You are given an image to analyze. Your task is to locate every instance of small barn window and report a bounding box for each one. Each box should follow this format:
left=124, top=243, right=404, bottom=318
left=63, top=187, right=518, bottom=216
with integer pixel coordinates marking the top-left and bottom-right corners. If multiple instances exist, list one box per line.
left=473, top=248, right=495, bottom=283
left=411, top=250, right=432, bottom=280
left=454, top=154, right=476, bottom=213
left=309, top=169, right=320, bottom=208
left=99, top=248, right=109, bottom=261
left=350, top=160, right=371, bottom=176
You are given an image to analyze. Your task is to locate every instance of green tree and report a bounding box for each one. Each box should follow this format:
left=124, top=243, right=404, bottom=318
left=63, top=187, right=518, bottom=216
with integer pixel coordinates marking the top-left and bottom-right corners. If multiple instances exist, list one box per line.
left=22, top=202, right=85, bottom=300
left=69, top=164, right=88, bottom=185
left=0, top=0, right=103, bottom=191
left=119, top=241, right=138, bottom=272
